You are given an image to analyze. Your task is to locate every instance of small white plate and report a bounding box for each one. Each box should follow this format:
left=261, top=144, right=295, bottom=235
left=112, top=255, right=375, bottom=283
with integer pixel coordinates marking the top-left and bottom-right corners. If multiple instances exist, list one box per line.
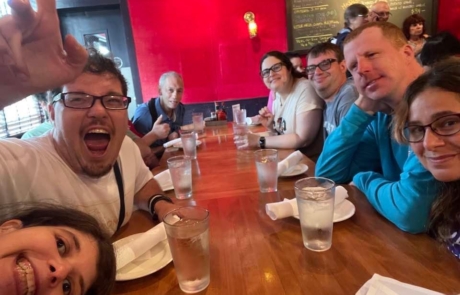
left=293, top=200, right=356, bottom=223
left=113, top=234, right=172, bottom=281
left=280, top=163, right=309, bottom=177
left=173, top=140, right=202, bottom=149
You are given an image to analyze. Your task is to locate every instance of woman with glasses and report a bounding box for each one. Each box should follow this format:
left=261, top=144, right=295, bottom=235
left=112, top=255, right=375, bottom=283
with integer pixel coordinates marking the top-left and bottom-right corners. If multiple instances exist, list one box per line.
left=236, top=51, right=324, bottom=160
left=402, top=14, right=428, bottom=57
left=332, top=3, right=368, bottom=50
left=393, top=58, right=460, bottom=259
left=0, top=204, right=116, bottom=294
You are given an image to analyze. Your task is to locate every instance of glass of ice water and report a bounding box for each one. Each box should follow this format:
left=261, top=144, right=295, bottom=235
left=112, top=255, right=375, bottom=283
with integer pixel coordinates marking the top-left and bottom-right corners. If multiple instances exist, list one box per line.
left=254, top=149, right=278, bottom=193
left=180, top=130, right=197, bottom=160
left=295, top=177, right=335, bottom=252
left=167, top=156, right=193, bottom=199
left=164, top=207, right=210, bottom=293
left=192, top=112, right=204, bottom=134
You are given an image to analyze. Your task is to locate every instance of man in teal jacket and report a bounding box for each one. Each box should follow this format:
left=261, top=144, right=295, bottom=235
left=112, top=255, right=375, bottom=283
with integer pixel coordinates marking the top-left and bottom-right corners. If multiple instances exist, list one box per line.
left=316, top=22, right=439, bottom=234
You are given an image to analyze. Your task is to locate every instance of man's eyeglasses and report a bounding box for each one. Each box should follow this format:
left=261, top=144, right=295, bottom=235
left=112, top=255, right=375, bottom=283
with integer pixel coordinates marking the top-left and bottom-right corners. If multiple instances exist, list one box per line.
left=357, top=14, right=368, bottom=18
left=372, top=11, right=391, bottom=17
left=306, top=58, right=337, bottom=75
left=53, top=92, right=131, bottom=110
left=260, top=63, right=284, bottom=78
left=403, top=114, right=460, bottom=143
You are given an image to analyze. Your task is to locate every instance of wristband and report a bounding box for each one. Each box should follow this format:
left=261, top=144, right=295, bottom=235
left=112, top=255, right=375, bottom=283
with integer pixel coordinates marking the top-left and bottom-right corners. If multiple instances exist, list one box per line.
left=259, top=136, right=266, bottom=149
left=148, top=194, right=173, bottom=220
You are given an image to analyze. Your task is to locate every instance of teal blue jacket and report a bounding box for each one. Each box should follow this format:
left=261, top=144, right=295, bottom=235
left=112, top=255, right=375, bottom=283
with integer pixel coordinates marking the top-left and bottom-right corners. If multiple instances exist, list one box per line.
left=316, top=104, right=439, bottom=234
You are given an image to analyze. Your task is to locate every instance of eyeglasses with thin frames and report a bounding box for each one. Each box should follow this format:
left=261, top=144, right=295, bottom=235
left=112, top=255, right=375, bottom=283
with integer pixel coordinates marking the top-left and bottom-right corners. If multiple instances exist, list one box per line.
left=260, top=62, right=284, bottom=78
left=306, top=58, right=338, bottom=75
left=372, top=11, right=392, bottom=17
left=403, top=113, right=460, bottom=143
left=53, top=92, right=131, bottom=110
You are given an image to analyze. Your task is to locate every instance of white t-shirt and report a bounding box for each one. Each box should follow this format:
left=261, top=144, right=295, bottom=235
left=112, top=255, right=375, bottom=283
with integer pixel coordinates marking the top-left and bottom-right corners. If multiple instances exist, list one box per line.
left=0, top=134, right=153, bottom=235
left=273, top=78, right=323, bottom=135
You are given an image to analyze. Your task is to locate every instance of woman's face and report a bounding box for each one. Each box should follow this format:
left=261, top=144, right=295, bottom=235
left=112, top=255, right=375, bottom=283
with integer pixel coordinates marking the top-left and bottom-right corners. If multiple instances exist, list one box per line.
left=261, top=56, right=291, bottom=93
left=408, top=87, right=460, bottom=182
left=409, top=22, right=423, bottom=37
left=0, top=221, right=98, bottom=295
left=350, top=14, right=368, bottom=30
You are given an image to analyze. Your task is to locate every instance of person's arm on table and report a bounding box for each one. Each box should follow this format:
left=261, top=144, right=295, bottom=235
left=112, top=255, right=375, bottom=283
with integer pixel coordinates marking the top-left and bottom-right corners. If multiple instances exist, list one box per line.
left=315, top=96, right=385, bottom=183
left=134, top=179, right=178, bottom=221
left=353, top=153, right=440, bottom=233
left=0, top=0, right=88, bottom=107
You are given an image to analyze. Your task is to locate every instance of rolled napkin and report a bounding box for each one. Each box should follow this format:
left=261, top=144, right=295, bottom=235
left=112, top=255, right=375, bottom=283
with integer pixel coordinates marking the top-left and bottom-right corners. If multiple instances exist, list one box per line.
left=265, top=186, right=348, bottom=220
left=115, top=222, right=167, bottom=271
left=277, top=151, right=304, bottom=176
left=163, top=133, right=199, bottom=148
left=154, top=169, right=172, bottom=191
left=356, top=274, right=443, bottom=295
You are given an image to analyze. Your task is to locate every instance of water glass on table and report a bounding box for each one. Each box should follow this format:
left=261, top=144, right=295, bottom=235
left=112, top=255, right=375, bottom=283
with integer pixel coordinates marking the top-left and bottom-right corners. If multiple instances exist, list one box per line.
left=233, top=109, right=247, bottom=124
left=295, top=177, right=335, bottom=252
left=233, top=122, right=248, bottom=148
left=254, top=149, right=278, bottom=193
left=180, top=130, right=197, bottom=160
left=167, top=156, right=193, bottom=199
left=192, top=112, right=204, bottom=134
left=164, top=207, right=210, bottom=294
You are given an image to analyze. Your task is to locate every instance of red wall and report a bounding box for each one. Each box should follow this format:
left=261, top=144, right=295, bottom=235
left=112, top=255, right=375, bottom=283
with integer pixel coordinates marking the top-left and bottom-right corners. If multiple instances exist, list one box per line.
left=128, top=0, right=460, bottom=104
left=127, top=0, right=287, bottom=103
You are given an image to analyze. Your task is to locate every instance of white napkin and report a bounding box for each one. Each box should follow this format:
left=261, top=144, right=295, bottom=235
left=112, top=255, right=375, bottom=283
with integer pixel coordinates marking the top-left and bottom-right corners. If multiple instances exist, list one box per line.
left=277, top=151, right=304, bottom=176
left=356, top=274, right=443, bottom=295
left=265, top=186, right=348, bottom=220
left=114, top=222, right=167, bottom=271
left=154, top=169, right=172, bottom=191
left=163, top=133, right=199, bottom=148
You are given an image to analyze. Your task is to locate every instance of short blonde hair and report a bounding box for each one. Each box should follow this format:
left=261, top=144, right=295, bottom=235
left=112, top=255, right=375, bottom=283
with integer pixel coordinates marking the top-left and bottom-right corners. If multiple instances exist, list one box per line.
left=343, top=21, right=407, bottom=49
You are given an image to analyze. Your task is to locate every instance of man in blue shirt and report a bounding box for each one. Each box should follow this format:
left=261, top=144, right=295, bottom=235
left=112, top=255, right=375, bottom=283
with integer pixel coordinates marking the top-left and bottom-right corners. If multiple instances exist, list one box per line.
left=316, top=22, right=440, bottom=234
left=132, top=71, right=185, bottom=147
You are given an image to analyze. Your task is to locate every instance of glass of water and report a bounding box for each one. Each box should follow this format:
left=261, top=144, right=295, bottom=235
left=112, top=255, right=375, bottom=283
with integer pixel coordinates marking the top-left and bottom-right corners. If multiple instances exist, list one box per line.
left=295, top=177, right=335, bottom=252
left=254, top=149, right=278, bottom=193
left=167, top=156, right=193, bottom=199
left=164, top=206, right=210, bottom=293
left=180, top=130, right=197, bottom=160
left=192, top=112, right=204, bottom=134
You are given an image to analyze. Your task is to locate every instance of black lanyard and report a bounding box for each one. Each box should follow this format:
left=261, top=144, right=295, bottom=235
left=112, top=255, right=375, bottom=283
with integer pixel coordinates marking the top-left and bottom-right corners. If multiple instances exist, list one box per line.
left=114, top=161, right=125, bottom=231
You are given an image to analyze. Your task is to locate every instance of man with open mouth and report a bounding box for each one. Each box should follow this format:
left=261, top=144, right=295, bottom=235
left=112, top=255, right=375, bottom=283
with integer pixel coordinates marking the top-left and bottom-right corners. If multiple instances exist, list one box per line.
left=0, top=0, right=178, bottom=235
left=315, top=22, right=440, bottom=234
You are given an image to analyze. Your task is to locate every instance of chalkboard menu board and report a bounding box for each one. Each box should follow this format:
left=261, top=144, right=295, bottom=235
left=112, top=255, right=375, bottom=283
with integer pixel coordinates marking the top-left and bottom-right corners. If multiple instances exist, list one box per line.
left=286, top=0, right=438, bottom=52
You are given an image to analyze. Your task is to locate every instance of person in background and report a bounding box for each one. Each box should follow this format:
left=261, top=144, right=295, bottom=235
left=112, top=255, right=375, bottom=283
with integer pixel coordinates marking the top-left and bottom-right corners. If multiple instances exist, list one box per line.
left=333, top=3, right=369, bottom=50
left=21, top=88, right=60, bottom=139
left=369, top=1, right=391, bottom=22
left=307, top=43, right=358, bottom=138
left=236, top=51, right=324, bottom=160
left=132, top=72, right=185, bottom=147
left=315, top=22, right=439, bottom=234
left=393, top=58, right=460, bottom=259
left=402, top=14, right=428, bottom=57
left=420, top=31, right=460, bottom=68
left=250, top=51, right=307, bottom=125
left=0, top=39, right=177, bottom=236
left=0, top=204, right=116, bottom=295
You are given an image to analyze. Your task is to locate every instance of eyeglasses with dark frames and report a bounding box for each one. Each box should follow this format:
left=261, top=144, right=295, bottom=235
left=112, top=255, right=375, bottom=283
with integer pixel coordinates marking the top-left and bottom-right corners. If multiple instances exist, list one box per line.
left=403, top=113, right=460, bottom=143
left=260, top=62, right=285, bottom=78
left=306, top=58, right=338, bottom=75
left=53, top=92, right=131, bottom=110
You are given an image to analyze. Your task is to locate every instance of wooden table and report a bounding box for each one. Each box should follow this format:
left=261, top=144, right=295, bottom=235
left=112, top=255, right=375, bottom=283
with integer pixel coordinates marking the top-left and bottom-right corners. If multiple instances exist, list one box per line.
left=113, top=124, right=460, bottom=295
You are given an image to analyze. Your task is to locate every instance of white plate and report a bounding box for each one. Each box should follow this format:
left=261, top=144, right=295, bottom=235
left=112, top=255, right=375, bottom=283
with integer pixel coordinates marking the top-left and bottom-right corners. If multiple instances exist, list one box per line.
left=293, top=200, right=356, bottom=223
left=173, top=140, right=202, bottom=149
left=113, top=234, right=172, bottom=281
left=280, top=163, right=309, bottom=177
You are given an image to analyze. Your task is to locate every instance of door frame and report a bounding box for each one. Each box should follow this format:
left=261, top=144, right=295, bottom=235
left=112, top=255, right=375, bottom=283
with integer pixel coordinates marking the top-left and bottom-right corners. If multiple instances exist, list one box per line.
left=56, top=0, right=143, bottom=105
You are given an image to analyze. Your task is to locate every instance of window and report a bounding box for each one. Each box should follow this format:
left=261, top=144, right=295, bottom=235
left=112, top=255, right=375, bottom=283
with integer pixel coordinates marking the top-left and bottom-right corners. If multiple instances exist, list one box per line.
left=0, top=0, right=44, bottom=138
left=0, top=97, right=45, bottom=138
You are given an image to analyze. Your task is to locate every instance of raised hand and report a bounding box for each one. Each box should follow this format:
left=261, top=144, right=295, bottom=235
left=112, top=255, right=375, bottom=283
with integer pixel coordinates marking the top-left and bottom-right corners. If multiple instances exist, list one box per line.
left=151, top=115, right=170, bottom=139
left=354, top=94, right=393, bottom=115
left=0, top=0, right=88, bottom=108
left=258, top=107, right=274, bottom=129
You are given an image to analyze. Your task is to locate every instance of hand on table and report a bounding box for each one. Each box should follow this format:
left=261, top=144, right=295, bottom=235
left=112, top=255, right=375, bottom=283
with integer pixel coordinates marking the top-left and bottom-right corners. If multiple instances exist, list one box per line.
left=234, top=132, right=259, bottom=150
left=155, top=200, right=181, bottom=221
left=0, top=0, right=88, bottom=107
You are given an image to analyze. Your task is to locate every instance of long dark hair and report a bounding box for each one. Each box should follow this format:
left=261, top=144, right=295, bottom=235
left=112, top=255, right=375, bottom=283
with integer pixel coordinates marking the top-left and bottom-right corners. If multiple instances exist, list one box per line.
left=0, top=203, right=116, bottom=295
left=259, top=51, right=306, bottom=79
